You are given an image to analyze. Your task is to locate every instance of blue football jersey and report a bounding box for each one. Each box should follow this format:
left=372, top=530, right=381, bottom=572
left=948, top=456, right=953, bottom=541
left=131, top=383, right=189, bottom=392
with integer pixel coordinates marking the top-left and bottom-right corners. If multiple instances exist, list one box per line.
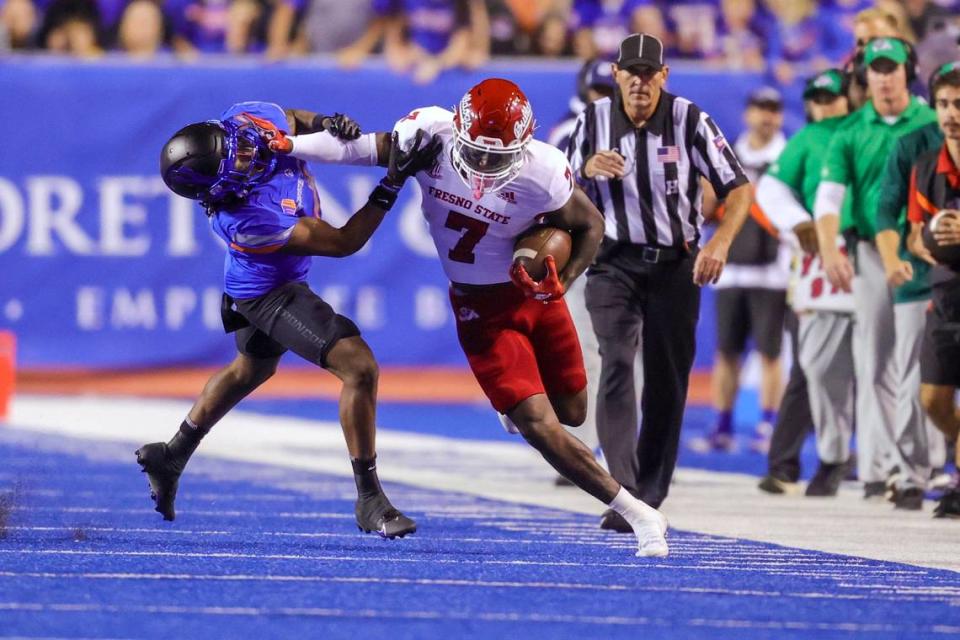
left=208, top=102, right=321, bottom=299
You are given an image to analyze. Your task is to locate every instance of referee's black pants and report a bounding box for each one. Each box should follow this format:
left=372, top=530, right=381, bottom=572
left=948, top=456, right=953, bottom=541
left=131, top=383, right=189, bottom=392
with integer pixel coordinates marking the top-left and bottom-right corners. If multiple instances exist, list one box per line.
left=767, top=310, right=814, bottom=482
left=585, top=244, right=700, bottom=509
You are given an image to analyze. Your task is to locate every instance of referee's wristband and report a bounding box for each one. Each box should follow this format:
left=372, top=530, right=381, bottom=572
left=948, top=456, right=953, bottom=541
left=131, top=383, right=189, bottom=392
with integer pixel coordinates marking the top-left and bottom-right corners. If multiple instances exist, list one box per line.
left=367, top=177, right=402, bottom=211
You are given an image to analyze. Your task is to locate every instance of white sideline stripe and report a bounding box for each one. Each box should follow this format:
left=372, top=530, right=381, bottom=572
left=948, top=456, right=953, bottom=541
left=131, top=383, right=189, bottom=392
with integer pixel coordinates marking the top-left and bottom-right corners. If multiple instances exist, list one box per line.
left=6, top=395, right=960, bottom=573
left=0, top=571, right=953, bottom=603
left=0, top=549, right=929, bottom=575
left=2, top=528, right=936, bottom=571
left=1, top=526, right=833, bottom=552
left=0, top=526, right=626, bottom=548
left=0, top=602, right=956, bottom=633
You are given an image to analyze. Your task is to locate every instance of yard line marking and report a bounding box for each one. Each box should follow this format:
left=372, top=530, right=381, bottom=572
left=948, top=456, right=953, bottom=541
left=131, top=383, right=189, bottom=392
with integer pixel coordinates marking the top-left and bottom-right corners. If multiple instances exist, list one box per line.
left=0, top=549, right=938, bottom=576
left=0, top=602, right=956, bottom=633
left=0, top=636, right=135, bottom=640
left=0, top=571, right=954, bottom=603
left=9, top=507, right=354, bottom=519
left=0, top=526, right=792, bottom=551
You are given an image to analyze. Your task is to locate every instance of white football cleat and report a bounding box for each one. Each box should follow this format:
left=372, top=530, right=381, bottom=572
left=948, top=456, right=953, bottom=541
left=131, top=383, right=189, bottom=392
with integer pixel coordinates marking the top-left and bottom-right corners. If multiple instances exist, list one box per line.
left=633, top=517, right=669, bottom=558
left=631, top=509, right=669, bottom=557
left=498, top=412, right=520, bottom=435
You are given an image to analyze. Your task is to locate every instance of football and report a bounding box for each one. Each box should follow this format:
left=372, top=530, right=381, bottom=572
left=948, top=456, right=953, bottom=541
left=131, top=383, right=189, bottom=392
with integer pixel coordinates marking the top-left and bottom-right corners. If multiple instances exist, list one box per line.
left=922, top=210, right=960, bottom=268
left=512, top=226, right=572, bottom=281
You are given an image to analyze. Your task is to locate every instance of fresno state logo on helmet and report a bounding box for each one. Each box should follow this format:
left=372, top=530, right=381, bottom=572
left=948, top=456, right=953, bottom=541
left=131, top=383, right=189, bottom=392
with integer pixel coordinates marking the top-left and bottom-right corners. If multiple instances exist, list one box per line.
left=454, top=78, right=535, bottom=148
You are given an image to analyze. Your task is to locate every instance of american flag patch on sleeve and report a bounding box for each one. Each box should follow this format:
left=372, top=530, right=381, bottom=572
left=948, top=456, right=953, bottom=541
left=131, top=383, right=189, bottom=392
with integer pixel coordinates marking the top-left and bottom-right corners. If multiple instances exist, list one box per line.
left=656, top=146, right=680, bottom=163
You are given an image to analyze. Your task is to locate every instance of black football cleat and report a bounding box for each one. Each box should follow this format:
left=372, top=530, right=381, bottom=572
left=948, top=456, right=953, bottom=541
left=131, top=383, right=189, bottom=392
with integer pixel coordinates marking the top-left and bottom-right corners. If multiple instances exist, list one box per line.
left=135, top=443, right=183, bottom=521
left=355, top=492, right=416, bottom=539
left=599, top=508, right=633, bottom=533
left=933, top=488, right=960, bottom=519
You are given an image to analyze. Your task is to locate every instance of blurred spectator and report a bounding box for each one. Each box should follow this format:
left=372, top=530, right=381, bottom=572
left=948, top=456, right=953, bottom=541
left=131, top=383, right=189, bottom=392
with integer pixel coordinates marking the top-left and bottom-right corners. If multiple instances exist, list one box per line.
left=264, top=0, right=306, bottom=60
left=534, top=7, right=570, bottom=56
left=337, top=0, right=487, bottom=85
left=661, top=0, right=720, bottom=59
left=820, top=0, right=874, bottom=54
left=335, top=3, right=402, bottom=67
left=916, top=18, right=960, bottom=95
left=167, top=0, right=263, bottom=56
left=298, top=0, right=373, bottom=54
left=763, top=0, right=845, bottom=85
left=116, top=0, right=164, bottom=58
left=715, top=0, right=766, bottom=70
left=486, top=0, right=556, bottom=56
left=0, top=0, right=38, bottom=50
left=902, top=0, right=955, bottom=42
left=96, top=0, right=128, bottom=46
left=570, top=0, right=665, bottom=60
left=874, top=0, right=918, bottom=41
left=39, top=0, right=104, bottom=58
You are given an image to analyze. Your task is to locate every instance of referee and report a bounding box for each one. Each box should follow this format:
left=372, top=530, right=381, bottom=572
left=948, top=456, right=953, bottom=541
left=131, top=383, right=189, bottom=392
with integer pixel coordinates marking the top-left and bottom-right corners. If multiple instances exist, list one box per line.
left=567, top=33, right=752, bottom=529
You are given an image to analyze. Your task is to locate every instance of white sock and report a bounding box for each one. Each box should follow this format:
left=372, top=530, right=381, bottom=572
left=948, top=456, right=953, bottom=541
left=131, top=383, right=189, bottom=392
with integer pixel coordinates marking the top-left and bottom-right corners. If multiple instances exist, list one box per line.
left=608, top=487, right=658, bottom=525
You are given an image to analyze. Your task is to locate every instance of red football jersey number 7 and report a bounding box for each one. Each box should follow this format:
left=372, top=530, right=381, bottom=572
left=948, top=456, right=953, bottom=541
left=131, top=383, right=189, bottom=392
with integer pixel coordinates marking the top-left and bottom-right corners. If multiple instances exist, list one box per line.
left=445, top=210, right=489, bottom=264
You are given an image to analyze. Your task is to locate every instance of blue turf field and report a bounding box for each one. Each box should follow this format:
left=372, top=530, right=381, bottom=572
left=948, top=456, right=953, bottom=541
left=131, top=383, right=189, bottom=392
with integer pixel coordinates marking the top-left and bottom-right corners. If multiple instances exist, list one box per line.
left=1, top=428, right=958, bottom=639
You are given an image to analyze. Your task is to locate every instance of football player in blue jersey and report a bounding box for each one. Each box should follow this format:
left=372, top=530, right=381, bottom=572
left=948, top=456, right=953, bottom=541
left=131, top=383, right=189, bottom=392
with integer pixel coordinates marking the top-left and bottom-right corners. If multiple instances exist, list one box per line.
left=137, top=101, right=440, bottom=539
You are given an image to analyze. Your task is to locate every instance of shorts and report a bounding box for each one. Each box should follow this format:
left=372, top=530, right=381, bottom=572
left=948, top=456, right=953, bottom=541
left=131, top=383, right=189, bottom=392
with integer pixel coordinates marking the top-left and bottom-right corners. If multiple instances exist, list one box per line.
left=450, top=284, right=587, bottom=413
left=224, top=281, right=360, bottom=366
left=920, top=281, right=960, bottom=386
left=715, top=287, right=787, bottom=359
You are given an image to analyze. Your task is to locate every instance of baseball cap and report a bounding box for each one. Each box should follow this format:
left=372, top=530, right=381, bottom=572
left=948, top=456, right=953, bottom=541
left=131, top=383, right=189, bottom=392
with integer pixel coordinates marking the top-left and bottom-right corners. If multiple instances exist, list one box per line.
left=581, top=58, right=615, bottom=92
left=617, top=33, right=664, bottom=72
left=929, top=60, right=960, bottom=98
left=803, top=69, right=845, bottom=99
left=863, top=37, right=909, bottom=66
left=747, top=86, right=784, bottom=110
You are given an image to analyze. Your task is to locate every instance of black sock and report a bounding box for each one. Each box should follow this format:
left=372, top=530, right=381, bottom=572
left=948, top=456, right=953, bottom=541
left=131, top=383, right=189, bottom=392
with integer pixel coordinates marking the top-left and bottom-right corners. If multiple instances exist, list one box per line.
left=351, top=455, right=383, bottom=498
left=166, top=420, right=208, bottom=463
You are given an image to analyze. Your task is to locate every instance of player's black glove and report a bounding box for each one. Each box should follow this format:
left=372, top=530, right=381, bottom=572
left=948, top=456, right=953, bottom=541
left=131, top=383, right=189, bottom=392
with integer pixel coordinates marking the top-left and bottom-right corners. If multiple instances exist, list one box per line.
left=368, top=129, right=442, bottom=211
left=311, top=112, right=362, bottom=140
left=385, top=129, right=442, bottom=188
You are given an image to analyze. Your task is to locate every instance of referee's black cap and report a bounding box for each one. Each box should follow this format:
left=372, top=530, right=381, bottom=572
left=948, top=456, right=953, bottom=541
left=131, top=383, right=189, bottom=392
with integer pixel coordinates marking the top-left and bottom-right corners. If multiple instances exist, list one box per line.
left=617, top=33, right=664, bottom=72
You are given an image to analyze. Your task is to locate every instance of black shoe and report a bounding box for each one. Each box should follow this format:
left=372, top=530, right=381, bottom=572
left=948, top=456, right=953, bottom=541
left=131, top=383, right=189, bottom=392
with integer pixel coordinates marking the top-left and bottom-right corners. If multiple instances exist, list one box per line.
left=863, top=481, right=887, bottom=501
left=758, top=475, right=800, bottom=495
left=355, top=492, right=416, bottom=539
left=599, top=508, right=633, bottom=533
left=135, top=443, right=183, bottom=521
left=805, top=461, right=847, bottom=497
left=893, top=487, right=924, bottom=511
left=554, top=474, right=575, bottom=487
left=933, top=488, right=960, bottom=519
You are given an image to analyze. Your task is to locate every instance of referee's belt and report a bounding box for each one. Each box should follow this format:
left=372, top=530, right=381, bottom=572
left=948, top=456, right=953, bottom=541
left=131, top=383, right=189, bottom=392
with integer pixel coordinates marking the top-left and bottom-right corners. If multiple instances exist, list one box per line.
left=629, top=244, right=688, bottom=264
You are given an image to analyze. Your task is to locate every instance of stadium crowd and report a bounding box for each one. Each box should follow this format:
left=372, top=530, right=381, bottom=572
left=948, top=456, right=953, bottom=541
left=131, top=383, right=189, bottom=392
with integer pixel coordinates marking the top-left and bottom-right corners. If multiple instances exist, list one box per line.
left=1, top=1, right=958, bottom=84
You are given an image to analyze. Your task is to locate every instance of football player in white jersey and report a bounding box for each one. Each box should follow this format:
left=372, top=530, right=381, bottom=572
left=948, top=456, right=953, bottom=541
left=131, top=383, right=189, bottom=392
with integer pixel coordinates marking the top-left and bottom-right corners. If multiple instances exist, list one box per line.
left=271, top=78, right=669, bottom=557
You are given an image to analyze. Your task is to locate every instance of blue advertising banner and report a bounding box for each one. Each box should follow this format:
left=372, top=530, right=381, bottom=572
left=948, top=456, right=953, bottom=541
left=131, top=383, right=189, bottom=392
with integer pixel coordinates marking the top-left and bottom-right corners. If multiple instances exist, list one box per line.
left=0, top=58, right=793, bottom=369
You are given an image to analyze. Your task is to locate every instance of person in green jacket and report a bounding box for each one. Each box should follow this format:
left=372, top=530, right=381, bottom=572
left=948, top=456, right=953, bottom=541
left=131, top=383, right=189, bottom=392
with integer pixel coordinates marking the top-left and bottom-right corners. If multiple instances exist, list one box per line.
left=757, top=69, right=857, bottom=498
left=813, top=37, right=937, bottom=500
left=874, top=118, right=950, bottom=509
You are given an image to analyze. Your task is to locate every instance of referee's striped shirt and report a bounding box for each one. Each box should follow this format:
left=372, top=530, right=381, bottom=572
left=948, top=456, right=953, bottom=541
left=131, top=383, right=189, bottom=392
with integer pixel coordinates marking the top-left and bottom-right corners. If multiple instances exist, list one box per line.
left=567, top=90, right=748, bottom=247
